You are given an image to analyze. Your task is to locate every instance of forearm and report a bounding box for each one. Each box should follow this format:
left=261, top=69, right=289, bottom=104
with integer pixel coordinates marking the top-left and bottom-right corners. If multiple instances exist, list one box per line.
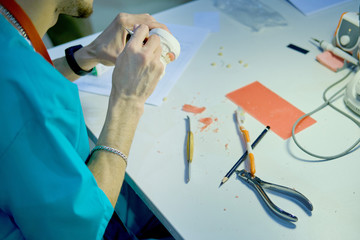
left=85, top=23, right=164, bottom=207
left=87, top=97, right=144, bottom=207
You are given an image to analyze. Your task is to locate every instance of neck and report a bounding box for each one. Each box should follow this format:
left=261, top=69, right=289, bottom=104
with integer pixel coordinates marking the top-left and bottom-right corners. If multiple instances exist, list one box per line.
left=15, top=0, right=58, bottom=38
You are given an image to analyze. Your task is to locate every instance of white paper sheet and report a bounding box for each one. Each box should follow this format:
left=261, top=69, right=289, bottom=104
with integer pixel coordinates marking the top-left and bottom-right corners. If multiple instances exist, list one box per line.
left=194, top=12, right=220, bottom=32
left=70, top=24, right=210, bottom=106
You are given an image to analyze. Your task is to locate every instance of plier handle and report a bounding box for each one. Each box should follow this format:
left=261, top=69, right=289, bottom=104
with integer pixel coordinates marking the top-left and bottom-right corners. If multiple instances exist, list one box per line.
left=236, top=169, right=313, bottom=222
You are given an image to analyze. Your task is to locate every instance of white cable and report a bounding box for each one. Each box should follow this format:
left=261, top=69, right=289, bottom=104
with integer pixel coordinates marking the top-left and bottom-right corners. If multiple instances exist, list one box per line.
left=291, top=68, right=360, bottom=161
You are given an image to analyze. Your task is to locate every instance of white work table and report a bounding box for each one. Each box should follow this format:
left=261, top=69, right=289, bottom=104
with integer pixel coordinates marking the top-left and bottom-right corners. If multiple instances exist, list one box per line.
left=50, top=0, right=360, bottom=239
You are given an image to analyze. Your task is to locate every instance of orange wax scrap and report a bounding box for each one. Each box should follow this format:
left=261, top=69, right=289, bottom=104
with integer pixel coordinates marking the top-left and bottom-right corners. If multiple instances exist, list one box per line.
left=199, top=117, right=213, bottom=131
left=182, top=104, right=206, bottom=114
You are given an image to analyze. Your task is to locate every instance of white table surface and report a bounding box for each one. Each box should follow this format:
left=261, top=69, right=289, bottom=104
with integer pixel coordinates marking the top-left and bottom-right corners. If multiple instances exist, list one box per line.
left=50, top=0, right=360, bottom=239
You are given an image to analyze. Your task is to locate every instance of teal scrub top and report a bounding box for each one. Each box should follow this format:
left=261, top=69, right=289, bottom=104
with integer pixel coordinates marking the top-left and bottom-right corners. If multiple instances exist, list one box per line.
left=0, top=15, right=113, bottom=239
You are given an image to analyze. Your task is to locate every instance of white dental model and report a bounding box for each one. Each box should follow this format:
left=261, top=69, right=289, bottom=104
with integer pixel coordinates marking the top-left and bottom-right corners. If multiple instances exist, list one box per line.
left=149, top=28, right=181, bottom=73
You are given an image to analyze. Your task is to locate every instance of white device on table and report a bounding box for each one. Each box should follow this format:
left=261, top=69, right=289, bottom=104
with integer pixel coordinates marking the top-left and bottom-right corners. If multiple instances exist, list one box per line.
left=315, top=38, right=359, bottom=65
left=344, top=69, right=360, bottom=116
left=333, top=11, right=360, bottom=116
left=334, top=12, right=360, bottom=54
left=313, top=12, right=360, bottom=66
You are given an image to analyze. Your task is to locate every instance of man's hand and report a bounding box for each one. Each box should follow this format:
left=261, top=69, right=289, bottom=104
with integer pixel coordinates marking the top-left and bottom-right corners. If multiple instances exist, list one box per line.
left=54, top=13, right=168, bottom=81
left=77, top=13, right=168, bottom=68
left=111, top=24, right=164, bottom=104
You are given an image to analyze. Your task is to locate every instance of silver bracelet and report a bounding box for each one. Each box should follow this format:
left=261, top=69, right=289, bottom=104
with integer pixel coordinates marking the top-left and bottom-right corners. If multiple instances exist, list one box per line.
left=90, top=145, right=128, bottom=165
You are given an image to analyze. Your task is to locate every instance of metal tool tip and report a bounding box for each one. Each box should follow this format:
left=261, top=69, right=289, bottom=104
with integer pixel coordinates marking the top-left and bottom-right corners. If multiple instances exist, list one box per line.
left=125, top=28, right=134, bottom=35
left=311, top=38, right=320, bottom=43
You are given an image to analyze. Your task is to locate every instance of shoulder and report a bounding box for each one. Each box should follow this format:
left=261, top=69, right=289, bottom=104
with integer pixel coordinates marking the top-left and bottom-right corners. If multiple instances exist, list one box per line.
left=0, top=14, right=82, bottom=117
left=0, top=15, right=87, bottom=158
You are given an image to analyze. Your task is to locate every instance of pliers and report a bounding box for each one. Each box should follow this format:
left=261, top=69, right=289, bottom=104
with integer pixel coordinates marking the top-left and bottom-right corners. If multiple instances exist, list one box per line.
left=236, top=169, right=313, bottom=222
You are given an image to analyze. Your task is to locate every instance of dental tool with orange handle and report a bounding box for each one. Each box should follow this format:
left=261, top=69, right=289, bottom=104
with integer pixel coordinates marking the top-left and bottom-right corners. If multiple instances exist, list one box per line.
left=236, top=107, right=255, bottom=177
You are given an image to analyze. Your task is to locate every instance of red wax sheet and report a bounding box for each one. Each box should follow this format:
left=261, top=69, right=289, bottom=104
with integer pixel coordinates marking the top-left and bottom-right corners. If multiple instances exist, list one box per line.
left=226, top=81, right=316, bottom=140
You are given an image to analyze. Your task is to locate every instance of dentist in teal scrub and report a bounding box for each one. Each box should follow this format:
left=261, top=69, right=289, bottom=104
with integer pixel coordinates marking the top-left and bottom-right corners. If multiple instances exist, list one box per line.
left=0, top=0, right=170, bottom=239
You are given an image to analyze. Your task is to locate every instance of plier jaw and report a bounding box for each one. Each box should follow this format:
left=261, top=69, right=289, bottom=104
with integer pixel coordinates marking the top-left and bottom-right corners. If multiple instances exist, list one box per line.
left=236, top=169, right=313, bottom=222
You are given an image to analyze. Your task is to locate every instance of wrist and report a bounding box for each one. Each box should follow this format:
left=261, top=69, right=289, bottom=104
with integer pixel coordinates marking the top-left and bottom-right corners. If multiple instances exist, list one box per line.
left=65, top=45, right=96, bottom=76
left=73, top=45, right=98, bottom=72
left=108, top=96, right=144, bottom=118
left=98, top=97, right=144, bottom=151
